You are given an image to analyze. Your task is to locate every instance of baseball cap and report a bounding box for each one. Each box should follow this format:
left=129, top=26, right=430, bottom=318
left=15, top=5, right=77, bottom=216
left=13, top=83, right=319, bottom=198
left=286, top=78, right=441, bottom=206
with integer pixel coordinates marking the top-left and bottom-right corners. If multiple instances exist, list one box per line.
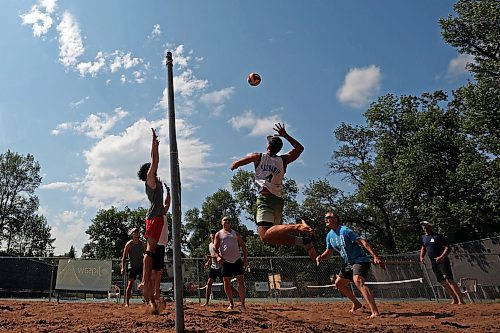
left=420, top=221, right=431, bottom=226
left=129, top=227, right=139, bottom=235
left=267, top=135, right=283, bottom=153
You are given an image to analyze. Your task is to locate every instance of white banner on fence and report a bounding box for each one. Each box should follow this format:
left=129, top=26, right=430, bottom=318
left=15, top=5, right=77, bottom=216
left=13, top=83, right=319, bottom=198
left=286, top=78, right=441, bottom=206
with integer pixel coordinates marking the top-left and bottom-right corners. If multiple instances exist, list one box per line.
left=55, top=259, right=112, bottom=291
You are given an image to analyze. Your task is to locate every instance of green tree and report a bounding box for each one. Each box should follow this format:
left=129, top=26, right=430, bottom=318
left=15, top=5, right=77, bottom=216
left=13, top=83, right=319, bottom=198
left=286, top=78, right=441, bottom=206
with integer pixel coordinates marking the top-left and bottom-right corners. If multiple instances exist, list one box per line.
left=440, top=0, right=500, bottom=82
left=84, top=206, right=145, bottom=259
left=0, top=150, right=43, bottom=250
left=9, top=214, right=55, bottom=257
left=66, top=245, right=76, bottom=258
left=440, top=0, right=500, bottom=156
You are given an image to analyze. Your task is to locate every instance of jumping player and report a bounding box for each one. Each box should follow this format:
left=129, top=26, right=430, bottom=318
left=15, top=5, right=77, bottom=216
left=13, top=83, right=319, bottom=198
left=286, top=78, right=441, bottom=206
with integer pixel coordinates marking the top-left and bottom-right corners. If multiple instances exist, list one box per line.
left=137, top=128, right=168, bottom=312
left=230, top=123, right=317, bottom=261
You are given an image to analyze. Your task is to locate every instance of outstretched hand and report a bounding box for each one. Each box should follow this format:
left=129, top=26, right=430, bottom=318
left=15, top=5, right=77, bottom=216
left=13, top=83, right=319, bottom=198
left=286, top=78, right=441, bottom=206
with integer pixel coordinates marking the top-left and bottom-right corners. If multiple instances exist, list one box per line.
left=151, top=128, right=159, bottom=145
left=273, top=123, right=287, bottom=137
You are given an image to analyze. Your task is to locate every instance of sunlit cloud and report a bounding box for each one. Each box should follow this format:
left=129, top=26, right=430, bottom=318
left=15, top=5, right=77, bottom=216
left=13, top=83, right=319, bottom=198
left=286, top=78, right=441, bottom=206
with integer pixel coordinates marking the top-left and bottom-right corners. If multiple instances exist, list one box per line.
left=56, top=11, right=85, bottom=68
left=446, top=54, right=475, bottom=79
left=51, top=107, right=129, bottom=138
left=229, top=110, right=283, bottom=136
left=79, top=118, right=215, bottom=209
left=200, top=87, right=235, bottom=116
left=148, top=24, right=162, bottom=40
left=40, top=182, right=80, bottom=191
left=337, top=65, right=381, bottom=108
left=50, top=210, right=87, bottom=255
left=20, top=0, right=57, bottom=38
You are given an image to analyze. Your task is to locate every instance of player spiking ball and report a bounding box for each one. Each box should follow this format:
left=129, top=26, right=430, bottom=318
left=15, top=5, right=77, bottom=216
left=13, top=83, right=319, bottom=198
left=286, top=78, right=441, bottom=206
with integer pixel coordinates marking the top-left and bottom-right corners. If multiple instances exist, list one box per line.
left=230, top=122, right=317, bottom=261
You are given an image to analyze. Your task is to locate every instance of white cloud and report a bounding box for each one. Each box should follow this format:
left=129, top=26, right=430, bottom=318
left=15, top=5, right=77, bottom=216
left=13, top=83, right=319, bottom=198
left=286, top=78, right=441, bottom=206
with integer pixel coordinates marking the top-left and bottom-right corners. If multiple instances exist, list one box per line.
left=156, top=45, right=208, bottom=111
left=56, top=11, right=84, bottom=68
left=51, top=107, right=129, bottom=138
left=337, top=65, right=381, bottom=108
left=20, top=0, right=57, bottom=38
left=76, top=52, right=106, bottom=77
left=446, top=54, right=474, bottom=79
left=80, top=118, right=214, bottom=209
left=110, top=51, right=143, bottom=72
left=169, top=44, right=191, bottom=70
left=200, top=87, right=235, bottom=116
left=69, top=96, right=90, bottom=109
left=40, top=181, right=78, bottom=190
left=148, top=24, right=162, bottom=40
left=200, top=87, right=235, bottom=105
left=51, top=210, right=87, bottom=255
left=174, top=69, right=208, bottom=97
left=229, top=110, right=283, bottom=136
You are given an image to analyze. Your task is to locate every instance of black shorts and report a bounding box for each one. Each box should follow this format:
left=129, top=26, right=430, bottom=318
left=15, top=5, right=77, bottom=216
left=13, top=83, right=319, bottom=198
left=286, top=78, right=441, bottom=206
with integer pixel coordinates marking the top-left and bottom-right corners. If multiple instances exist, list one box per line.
left=221, top=258, right=245, bottom=277
left=153, top=245, right=165, bottom=271
left=208, top=268, right=223, bottom=280
left=338, top=262, right=371, bottom=281
left=128, top=267, right=142, bottom=280
left=431, top=258, right=454, bottom=282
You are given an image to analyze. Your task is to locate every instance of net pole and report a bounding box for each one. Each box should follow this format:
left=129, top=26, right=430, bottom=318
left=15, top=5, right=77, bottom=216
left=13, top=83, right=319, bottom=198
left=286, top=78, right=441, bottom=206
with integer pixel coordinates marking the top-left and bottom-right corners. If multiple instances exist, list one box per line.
left=166, top=52, right=184, bottom=332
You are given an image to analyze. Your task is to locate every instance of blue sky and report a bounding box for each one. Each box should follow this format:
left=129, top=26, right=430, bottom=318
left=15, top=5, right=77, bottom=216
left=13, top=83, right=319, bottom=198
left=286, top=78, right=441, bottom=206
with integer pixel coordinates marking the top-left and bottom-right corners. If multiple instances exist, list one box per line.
left=0, top=0, right=473, bottom=255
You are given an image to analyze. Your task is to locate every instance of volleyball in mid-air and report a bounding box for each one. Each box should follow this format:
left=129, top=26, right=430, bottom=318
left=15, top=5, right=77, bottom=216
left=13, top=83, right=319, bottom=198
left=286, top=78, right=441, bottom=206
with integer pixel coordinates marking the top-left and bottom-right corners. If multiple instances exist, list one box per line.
left=247, top=72, right=261, bottom=86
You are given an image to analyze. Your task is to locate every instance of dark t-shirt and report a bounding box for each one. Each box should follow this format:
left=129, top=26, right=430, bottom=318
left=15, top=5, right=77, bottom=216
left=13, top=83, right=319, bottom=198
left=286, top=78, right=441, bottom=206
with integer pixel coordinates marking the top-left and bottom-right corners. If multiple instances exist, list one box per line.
left=145, top=179, right=164, bottom=219
left=422, top=233, right=448, bottom=262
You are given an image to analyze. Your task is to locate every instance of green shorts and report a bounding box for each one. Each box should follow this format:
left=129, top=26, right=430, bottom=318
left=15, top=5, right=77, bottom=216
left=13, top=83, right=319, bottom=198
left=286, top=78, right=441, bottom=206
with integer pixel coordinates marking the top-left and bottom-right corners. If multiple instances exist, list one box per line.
left=256, top=194, right=284, bottom=226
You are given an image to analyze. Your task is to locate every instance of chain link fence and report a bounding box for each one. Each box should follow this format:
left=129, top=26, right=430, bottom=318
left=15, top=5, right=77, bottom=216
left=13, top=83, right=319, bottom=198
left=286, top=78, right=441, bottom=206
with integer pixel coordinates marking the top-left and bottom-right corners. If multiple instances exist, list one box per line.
left=1, top=251, right=499, bottom=302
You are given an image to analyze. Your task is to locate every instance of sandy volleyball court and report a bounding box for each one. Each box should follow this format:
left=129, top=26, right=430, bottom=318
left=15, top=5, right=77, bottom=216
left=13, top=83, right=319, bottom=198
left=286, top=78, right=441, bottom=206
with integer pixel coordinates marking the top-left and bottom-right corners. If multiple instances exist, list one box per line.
left=0, top=299, right=499, bottom=332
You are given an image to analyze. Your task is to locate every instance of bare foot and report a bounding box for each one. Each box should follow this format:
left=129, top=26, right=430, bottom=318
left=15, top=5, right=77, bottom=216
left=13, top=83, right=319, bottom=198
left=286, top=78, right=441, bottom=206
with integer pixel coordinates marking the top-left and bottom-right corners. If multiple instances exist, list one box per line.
left=124, top=304, right=129, bottom=307
left=200, top=303, right=209, bottom=307
left=157, top=298, right=165, bottom=313
left=368, top=313, right=380, bottom=319
left=349, top=302, right=363, bottom=314
left=148, top=301, right=159, bottom=315
left=227, top=304, right=234, bottom=310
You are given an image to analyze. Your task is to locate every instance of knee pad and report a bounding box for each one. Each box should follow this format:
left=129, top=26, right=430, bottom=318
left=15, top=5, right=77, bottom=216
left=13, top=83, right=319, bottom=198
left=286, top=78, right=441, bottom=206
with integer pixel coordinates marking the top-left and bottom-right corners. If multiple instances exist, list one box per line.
left=146, top=251, right=155, bottom=258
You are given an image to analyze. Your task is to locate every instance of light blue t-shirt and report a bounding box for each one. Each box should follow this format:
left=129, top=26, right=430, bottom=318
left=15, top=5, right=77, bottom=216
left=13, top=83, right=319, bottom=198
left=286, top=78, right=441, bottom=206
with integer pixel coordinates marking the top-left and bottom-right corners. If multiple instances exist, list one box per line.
left=326, top=225, right=370, bottom=265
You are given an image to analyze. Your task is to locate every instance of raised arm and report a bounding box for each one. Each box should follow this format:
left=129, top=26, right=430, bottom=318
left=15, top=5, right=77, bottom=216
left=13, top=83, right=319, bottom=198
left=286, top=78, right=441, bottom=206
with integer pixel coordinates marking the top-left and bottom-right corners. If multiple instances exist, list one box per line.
left=163, top=183, right=171, bottom=213
left=147, top=128, right=159, bottom=189
left=273, top=123, right=303, bottom=165
left=230, top=152, right=260, bottom=171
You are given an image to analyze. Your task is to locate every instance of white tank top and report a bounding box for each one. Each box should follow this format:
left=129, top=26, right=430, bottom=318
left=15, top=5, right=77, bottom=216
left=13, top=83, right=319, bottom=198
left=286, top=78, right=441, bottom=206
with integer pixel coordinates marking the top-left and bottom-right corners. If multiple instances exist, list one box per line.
left=218, top=229, right=241, bottom=264
left=209, top=243, right=221, bottom=269
left=255, top=153, right=285, bottom=197
left=158, top=220, right=169, bottom=246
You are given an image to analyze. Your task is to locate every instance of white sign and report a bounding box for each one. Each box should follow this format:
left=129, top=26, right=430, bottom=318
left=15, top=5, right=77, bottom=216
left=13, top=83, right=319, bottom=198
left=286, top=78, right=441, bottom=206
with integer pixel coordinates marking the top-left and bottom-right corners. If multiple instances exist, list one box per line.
left=255, top=282, right=269, bottom=292
left=55, top=259, right=112, bottom=291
